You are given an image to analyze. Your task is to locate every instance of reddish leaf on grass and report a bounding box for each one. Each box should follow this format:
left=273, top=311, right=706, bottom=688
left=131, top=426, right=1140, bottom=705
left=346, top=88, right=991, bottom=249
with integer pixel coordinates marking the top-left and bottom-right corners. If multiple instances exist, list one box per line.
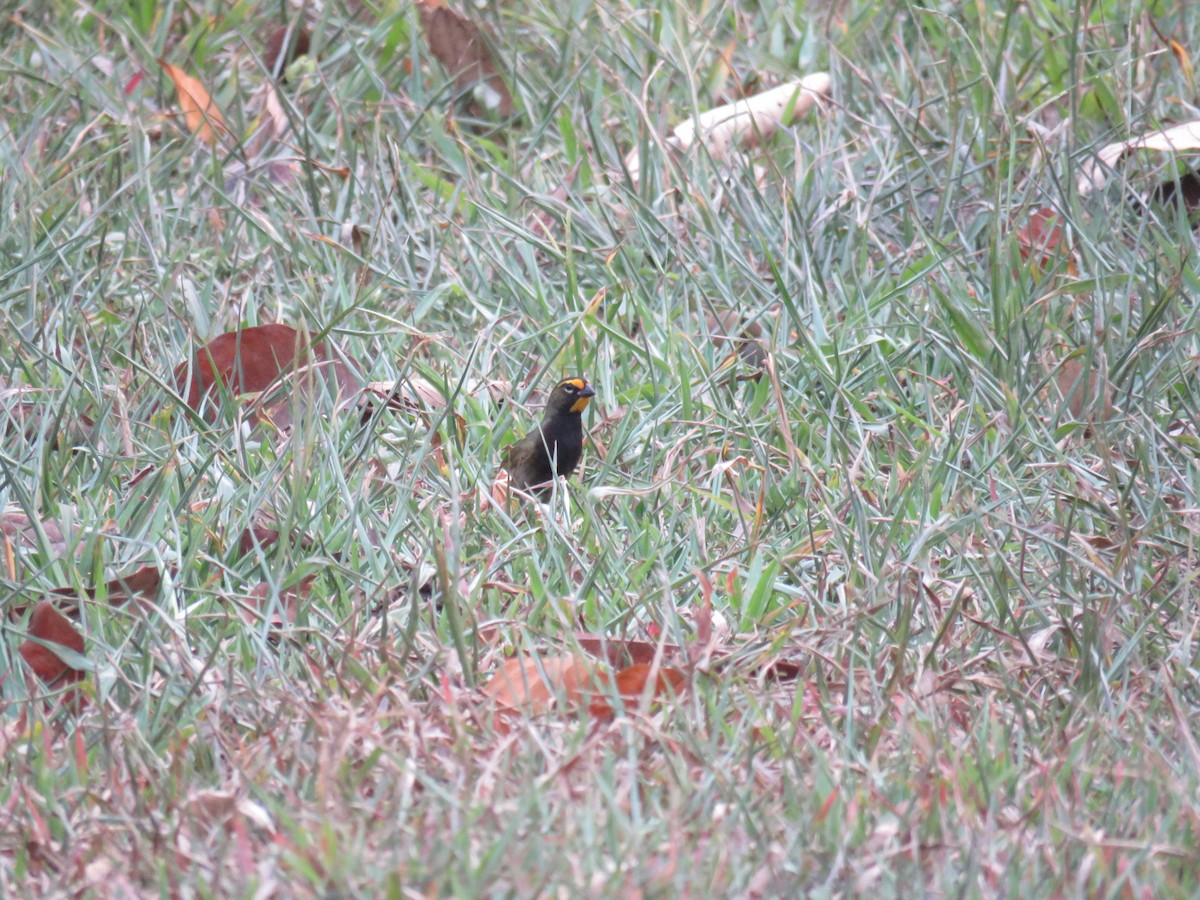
left=18, top=601, right=86, bottom=687
left=157, top=59, right=228, bottom=147
left=589, top=663, right=687, bottom=718
left=263, top=24, right=311, bottom=79
left=1014, top=208, right=1077, bottom=277
left=814, top=786, right=840, bottom=824
left=241, top=574, right=316, bottom=635
left=484, top=655, right=600, bottom=710
left=417, top=0, right=513, bottom=117
left=237, top=526, right=282, bottom=556
left=173, top=324, right=363, bottom=424
left=573, top=632, right=683, bottom=669
left=103, top=564, right=165, bottom=603
left=48, top=563, right=166, bottom=608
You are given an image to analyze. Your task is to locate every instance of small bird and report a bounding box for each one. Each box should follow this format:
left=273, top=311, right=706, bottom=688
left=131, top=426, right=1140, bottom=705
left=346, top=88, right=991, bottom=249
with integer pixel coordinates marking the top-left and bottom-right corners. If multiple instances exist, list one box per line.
left=503, top=377, right=596, bottom=498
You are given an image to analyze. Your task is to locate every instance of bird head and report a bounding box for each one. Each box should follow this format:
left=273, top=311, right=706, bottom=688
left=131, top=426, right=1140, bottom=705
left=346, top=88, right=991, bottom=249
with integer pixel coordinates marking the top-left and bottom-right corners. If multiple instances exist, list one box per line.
left=547, top=377, right=596, bottom=416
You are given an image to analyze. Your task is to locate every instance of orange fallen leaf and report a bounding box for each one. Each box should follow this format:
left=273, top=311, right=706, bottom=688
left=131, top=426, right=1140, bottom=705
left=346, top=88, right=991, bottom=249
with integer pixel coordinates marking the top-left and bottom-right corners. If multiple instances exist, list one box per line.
left=157, top=59, right=228, bottom=147
left=589, top=663, right=687, bottom=718
left=483, top=654, right=602, bottom=712
left=18, top=601, right=86, bottom=689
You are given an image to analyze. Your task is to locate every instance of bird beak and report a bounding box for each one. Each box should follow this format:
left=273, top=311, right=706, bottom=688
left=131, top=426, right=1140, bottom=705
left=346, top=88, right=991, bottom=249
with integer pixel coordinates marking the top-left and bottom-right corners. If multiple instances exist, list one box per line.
left=569, top=383, right=596, bottom=413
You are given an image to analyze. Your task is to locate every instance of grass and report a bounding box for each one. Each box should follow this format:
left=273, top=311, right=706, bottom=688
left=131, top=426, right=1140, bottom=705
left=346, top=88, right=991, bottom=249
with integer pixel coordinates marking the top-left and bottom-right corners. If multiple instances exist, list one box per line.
left=3, top=0, right=1200, bottom=894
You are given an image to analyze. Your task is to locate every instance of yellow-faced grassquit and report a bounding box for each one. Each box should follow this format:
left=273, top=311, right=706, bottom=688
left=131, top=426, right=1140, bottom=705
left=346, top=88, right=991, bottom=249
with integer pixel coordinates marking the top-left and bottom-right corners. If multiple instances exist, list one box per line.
left=503, top=377, right=596, bottom=498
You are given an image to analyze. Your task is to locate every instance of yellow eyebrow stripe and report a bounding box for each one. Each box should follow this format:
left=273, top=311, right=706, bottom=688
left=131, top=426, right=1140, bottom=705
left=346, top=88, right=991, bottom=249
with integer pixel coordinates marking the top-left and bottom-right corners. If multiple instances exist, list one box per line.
left=564, top=378, right=586, bottom=391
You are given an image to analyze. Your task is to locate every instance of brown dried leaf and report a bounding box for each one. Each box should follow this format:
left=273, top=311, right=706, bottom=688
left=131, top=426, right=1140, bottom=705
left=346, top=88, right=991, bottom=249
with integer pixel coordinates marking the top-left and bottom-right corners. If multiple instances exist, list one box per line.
left=157, top=59, right=228, bottom=147
left=706, top=311, right=766, bottom=374
left=417, top=0, right=513, bottom=117
left=241, top=574, right=316, bottom=635
left=483, top=654, right=604, bottom=713
left=573, top=632, right=684, bottom=669
left=263, top=25, right=311, bottom=79
left=1014, top=208, right=1078, bottom=277
left=18, top=601, right=86, bottom=688
left=1054, top=357, right=1114, bottom=421
left=1, top=511, right=71, bottom=558
left=589, top=663, right=687, bottom=718
left=174, top=324, right=364, bottom=425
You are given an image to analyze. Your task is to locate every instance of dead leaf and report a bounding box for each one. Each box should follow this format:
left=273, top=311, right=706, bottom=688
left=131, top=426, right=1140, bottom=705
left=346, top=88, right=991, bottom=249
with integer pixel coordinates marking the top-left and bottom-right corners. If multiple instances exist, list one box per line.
left=625, top=72, right=831, bottom=181
left=588, top=663, right=687, bottom=718
left=18, top=601, right=86, bottom=689
left=417, top=0, right=513, bottom=117
left=237, top=526, right=282, bottom=556
left=1, top=511, right=72, bottom=558
left=186, top=790, right=277, bottom=834
left=1053, top=356, right=1114, bottom=421
left=157, top=59, right=228, bottom=147
left=1014, top=208, right=1078, bottom=277
left=240, top=574, right=316, bottom=635
left=173, top=323, right=363, bottom=425
left=1078, top=119, right=1200, bottom=194
left=706, top=311, right=766, bottom=375
left=263, top=24, right=311, bottom=80
left=483, top=654, right=604, bottom=714
left=573, top=632, right=684, bottom=668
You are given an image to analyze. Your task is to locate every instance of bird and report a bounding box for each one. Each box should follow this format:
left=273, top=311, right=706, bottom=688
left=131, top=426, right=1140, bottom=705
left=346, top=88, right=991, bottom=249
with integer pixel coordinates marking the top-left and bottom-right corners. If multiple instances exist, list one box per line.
left=503, top=377, right=596, bottom=498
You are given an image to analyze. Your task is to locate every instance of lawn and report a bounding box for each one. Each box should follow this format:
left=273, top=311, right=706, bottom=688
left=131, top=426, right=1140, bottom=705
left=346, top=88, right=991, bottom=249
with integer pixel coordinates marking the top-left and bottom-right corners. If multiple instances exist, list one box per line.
left=3, top=0, right=1200, bottom=895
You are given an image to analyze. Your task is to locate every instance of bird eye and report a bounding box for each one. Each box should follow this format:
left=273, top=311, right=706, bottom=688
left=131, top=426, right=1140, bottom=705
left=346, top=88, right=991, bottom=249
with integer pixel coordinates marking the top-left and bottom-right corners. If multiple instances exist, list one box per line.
left=564, top=383, right=577, bottom=393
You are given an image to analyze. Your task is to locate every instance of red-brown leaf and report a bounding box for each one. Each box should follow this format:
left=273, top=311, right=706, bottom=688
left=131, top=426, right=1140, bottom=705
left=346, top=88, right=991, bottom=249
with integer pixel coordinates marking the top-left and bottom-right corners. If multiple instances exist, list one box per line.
left=263, top=25, right=311, bottom=79
left=417, top=0, right=513, bottom=117
left=19, top=601, right=86, bottom=687
left=174, top=324, right=362, bottom=421
left=1014, top=208, right=1077, bottom=276
left=589, top=663, right=687, bottom=718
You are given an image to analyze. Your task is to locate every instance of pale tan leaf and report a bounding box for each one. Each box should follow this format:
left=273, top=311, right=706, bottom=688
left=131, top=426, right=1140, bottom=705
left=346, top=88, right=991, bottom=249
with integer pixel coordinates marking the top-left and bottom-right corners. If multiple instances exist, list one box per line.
left=1078, top=119, right=1200, bottom=194
left=625, top=72, right=831, bottom=181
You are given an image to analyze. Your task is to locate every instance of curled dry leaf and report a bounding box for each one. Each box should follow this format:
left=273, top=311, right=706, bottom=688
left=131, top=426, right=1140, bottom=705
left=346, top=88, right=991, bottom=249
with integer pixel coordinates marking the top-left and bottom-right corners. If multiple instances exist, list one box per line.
left=18, top=601, right=86, bottom=689
left=173, top=324, right=363, bottom=425
left=625, top=72, right=831, bottom=181
left=1077, top=119, right=1200, bottom=195
left=1014, top=208, right=1078, bottom=277
left=573, top=632, right=683, bottom=668
left=1053, top=356, right=1114, bottom=421
left=1, top=510, right=73, bottom=558
left=237, top=526, right=282, bottom=556
left=417, top=0, right=513, bottom=117
left=157, top=59, right=228, bottom=147
left=1, top=383, right=96, bottom=449
left=187, top=790, right=277, bottom=834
